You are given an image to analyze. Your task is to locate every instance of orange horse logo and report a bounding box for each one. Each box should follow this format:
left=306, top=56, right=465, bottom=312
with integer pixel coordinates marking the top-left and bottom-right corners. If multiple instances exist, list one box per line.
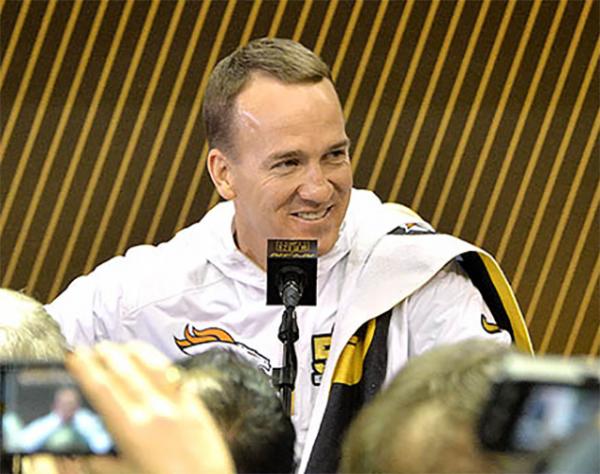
left=175, top=325, right=236, bottom=347
left=174, top=324, right=272, bottom=373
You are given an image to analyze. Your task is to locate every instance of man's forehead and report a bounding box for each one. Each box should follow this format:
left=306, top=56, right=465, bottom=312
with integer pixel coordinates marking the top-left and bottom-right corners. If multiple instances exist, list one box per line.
left=235, top=107, right=262, bottom=130
left=234, top=73, right=340, bottom=113
left=225, top=75, right=345, bottom=163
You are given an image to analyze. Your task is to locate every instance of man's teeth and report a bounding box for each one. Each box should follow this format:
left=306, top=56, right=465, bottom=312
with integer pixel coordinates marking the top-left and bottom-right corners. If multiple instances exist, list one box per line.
left=295, top=209, right=328, bottom=220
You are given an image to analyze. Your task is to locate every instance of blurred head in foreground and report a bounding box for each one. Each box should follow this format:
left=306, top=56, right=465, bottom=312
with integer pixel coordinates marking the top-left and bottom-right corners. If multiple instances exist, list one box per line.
left=0, top=289, right=129, bottom=474
left=0, top=288, right=67, bottom=361
left=178, top=349, right=296, bottom=473
left=341, top=339, right=526, bottom=474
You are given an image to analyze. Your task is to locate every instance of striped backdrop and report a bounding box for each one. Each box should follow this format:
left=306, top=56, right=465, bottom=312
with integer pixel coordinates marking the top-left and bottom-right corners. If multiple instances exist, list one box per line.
left=1, top=0, right=598, bottom=355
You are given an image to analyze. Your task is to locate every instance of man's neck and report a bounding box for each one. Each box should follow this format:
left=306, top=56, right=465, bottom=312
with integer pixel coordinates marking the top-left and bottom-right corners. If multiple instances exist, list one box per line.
left=232, top=230, right=266, bottom=271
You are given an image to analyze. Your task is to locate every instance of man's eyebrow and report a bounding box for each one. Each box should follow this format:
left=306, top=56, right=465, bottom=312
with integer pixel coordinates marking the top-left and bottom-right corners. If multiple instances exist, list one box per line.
left=266, top=149, right=304, bottom=162
left=328, top=138, right=351, bottom=150
left=264, top=138, right=351, bottom=164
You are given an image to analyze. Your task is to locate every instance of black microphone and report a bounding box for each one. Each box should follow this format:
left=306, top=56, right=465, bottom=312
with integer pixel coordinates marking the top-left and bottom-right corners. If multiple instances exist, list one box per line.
left=277, top=265, right=305, bottom=308
left=266, top=239, right=317, bottom=307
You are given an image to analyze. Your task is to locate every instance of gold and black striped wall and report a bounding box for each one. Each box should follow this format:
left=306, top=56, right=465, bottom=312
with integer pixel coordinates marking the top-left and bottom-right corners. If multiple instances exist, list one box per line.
left=1, top=0, right=598, bottom=356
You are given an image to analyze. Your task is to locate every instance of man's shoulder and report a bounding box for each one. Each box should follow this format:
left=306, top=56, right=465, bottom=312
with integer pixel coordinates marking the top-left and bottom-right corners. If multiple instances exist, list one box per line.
left=99, top=221, right=210, bottom=278
left=382, top=205, right=436, bottom=236
left=104, top=230, right=225, bottom=312
left=374, top=230, right=479, bottom=271
left=48, top=219, right=227, bottom=317
left=347, top=189, right=436, bottom=244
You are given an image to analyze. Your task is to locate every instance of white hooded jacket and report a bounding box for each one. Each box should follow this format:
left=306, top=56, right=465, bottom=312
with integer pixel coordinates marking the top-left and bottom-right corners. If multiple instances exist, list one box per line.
left=46, top=189, right=531, bottom=471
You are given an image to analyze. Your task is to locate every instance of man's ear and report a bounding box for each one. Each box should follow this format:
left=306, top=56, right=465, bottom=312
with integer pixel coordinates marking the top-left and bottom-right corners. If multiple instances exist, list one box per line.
left=207, top=148, right=236, bottom=200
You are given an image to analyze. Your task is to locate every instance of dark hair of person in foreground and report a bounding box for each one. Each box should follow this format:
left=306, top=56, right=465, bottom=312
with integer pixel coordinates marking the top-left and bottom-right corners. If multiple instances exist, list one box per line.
left=177, top=349, right=296, bottom=474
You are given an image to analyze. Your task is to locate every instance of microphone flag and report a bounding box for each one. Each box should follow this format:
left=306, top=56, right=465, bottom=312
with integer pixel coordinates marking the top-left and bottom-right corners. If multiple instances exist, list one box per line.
left=266, top=239, right=317, bottom=306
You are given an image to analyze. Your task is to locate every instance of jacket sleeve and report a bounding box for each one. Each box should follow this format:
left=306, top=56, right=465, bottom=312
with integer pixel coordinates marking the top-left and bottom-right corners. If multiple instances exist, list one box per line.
left=44, top=254, right=131, bottom=348
left=386, top=260, right=512, bottom=381
left=45, top=228, right=207, bottom=349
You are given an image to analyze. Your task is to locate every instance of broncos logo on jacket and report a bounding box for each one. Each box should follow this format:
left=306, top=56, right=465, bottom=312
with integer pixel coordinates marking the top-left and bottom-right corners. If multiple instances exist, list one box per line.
left=174, top=324, right=272, bottom=374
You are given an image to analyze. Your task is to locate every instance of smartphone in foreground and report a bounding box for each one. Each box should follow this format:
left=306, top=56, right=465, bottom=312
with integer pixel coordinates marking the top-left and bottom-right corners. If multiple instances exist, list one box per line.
left=0, top=362, right=115, bottom=456
left=478, top=354, right=599, bottom=453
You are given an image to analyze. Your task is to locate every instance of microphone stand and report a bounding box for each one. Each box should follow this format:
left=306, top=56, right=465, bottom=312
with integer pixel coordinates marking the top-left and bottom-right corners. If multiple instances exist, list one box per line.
left=272, top=269, right=303, bottom=416
left=273, top=305, right=299, bottom=416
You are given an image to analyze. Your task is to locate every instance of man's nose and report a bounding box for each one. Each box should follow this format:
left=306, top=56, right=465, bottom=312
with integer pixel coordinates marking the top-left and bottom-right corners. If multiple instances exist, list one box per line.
left=297, top=164, right=333, bottom=203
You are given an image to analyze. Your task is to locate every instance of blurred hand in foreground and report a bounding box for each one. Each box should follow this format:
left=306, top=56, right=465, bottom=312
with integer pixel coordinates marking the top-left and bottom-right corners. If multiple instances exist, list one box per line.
left=66, top=341, right=235, bottom=474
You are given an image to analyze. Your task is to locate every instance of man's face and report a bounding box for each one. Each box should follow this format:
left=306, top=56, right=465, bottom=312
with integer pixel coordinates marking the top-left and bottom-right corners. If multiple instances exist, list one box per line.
left=53, top=387, right=81, bottom=422
left=216, top=73, right=352, bottom=268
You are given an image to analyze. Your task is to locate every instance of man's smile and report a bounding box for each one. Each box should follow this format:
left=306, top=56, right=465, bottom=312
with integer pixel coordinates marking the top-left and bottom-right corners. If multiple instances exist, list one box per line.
left=291, top=205, right=333, bottom=222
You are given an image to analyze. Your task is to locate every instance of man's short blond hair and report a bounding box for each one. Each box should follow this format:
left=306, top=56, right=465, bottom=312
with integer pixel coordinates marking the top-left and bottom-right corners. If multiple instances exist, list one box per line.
left=202, top=37, right=332, bottom=154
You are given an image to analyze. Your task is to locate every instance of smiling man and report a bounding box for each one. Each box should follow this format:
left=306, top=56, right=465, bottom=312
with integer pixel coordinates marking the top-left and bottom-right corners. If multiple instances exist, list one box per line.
left=207, top=71, right=352, bottom=267
left=45, top=38, right=532, bottom=472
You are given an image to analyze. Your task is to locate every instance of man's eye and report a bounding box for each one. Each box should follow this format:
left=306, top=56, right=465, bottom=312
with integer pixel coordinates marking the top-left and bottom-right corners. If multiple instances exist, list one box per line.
left=273, top=159, right=298, bottom=169
left=327, top=150, right=347, bottom=160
